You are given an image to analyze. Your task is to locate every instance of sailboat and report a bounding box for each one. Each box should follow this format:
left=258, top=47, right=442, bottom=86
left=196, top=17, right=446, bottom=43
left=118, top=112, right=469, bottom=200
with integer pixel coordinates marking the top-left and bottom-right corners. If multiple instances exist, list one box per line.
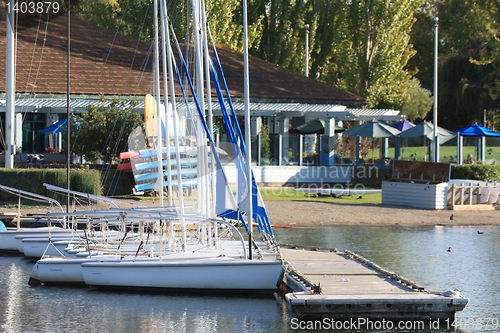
left=74, top=0, right=284, bottom=294
left=0, top=185, right=78, bottom=253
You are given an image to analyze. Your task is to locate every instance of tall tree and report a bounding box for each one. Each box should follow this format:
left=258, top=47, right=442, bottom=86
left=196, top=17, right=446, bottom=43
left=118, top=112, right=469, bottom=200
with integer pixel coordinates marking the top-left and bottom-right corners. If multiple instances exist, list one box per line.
left=334, top=0, right=425, bottom=108
left=71, top=99, right=143, bottom=163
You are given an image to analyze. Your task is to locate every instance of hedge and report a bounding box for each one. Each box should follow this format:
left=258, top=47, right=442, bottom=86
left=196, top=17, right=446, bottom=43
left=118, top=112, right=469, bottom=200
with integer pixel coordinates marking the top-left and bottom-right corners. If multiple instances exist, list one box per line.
left=0, top=168, right=102, bottom=202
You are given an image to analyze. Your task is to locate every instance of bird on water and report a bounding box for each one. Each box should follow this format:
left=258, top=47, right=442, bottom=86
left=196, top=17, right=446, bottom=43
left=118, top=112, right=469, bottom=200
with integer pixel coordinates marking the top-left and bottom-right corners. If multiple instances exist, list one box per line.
left=447, top=247, right=452, bottom=252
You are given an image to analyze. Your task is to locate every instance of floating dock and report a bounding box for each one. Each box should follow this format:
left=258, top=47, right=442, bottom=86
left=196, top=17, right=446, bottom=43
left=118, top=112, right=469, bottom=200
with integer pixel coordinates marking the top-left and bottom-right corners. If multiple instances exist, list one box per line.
left=280, top=247, right=468, bottom=320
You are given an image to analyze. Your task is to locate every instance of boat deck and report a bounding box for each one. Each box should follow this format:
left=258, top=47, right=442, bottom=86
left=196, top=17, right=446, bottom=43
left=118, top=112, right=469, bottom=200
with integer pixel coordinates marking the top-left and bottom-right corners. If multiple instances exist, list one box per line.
left=280, top=247, right=469, bottom=321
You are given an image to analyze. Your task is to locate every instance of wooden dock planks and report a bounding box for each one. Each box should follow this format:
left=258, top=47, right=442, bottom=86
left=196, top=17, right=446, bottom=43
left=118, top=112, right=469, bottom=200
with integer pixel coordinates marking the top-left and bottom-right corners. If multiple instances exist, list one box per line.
left=280, top=247, right=469, bottom=320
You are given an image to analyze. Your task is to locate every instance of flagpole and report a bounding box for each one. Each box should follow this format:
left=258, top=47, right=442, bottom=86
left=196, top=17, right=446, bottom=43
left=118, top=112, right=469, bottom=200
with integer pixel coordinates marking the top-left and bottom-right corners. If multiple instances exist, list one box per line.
left=433, top=17, right=439, bottom=162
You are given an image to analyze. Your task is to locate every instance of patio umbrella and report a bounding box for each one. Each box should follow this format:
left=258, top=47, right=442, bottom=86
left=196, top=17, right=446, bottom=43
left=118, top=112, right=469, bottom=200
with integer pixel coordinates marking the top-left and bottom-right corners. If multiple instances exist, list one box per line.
left=391, top=120, right=415, bottom=132
left=343, top=120, right=401, bottom=164
left=290, top=118, right=344, bottom=134
left=454, top=123, right=500, bottom=163
left=454, top=123, right=500, bottom=137
left=399, top=121, right=455, bottom=142
left=343, top=119, right=401, bottom=138
left=391, top=120, right=414, bottom=159
left=397, top=121, right=455, bottom=162
left=40, top=117, right=68, bottom=134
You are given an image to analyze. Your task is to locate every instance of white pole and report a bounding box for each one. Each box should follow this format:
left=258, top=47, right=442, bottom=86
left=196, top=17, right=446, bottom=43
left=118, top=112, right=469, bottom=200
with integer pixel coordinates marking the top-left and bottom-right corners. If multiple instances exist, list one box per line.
left=243, top=0, right=253, bottom=260
left=433, top=17, right=439, bottom=162
left=163, top=7, right=187, bottom=251
left=153, top=0, right=164, bottom=208
left=5, top=0, right=15, bottom=168
left=159, top=0, right=173, bottom=207
left=190, top=0, right=208, bottom=217
left=305, top=24, right=309, bottom=77
left=200, top=0, right=214, bottom=218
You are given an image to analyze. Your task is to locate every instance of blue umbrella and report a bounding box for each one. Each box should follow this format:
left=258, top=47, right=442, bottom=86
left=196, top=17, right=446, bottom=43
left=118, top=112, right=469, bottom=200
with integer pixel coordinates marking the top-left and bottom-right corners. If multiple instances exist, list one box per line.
left=454, top=123, right=500, bottom=137
left=391, top=120, right=414, bottom=159
left=454, top=123, right=500, bottom=163
left=391, top=120, right=415, bottom=132
left=40, top=118, right=68, bottom=134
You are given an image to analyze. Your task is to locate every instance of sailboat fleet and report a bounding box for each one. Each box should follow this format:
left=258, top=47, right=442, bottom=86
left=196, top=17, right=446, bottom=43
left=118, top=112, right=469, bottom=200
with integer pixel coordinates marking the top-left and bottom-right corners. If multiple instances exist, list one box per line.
left=3, top=0, right=284, bottom=295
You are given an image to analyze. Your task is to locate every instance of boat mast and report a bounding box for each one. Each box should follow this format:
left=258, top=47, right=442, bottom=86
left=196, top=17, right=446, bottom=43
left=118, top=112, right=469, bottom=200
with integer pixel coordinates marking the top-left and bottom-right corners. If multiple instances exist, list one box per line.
left=191, top=0, right=209, bottom=218
left=66, top=2, right=71, bottom=211
left=5, top=0, right=15, bottom=168
left=162, top=0, right=187, bottom=251
left=243, top=0, right=253, bottom=259
left=153, top=0, right=165, bottom=207
left=200, top=0, right=215, bottom=219
left=159, top=0, right=173, bottom=208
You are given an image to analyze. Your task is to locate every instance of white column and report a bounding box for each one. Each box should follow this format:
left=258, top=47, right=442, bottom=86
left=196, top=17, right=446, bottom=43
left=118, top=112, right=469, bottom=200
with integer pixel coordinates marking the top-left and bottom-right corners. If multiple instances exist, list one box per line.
left=324, top=118, right=336, bottom=165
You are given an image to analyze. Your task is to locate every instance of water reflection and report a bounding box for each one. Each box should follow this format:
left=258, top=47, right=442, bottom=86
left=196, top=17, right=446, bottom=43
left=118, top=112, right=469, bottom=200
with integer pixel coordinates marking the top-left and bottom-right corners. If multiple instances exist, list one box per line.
left=275, top=225, right=500, bottom=329
left=1, top=226, right=499, bottom=332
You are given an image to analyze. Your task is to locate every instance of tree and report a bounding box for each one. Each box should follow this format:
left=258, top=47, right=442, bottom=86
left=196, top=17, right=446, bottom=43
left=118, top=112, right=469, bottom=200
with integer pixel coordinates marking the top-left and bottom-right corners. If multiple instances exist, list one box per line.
left=70, top=99, right=143, bottom=164
left=335, top=0, right=425, bottom=108
left=400, top=78, right=433, bottom=121
left=407, top=0, right=499, bottom=129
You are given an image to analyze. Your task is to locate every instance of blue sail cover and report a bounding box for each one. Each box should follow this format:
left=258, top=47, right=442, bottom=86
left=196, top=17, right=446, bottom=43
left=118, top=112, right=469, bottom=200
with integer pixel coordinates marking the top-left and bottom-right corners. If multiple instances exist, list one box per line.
left=174, top=52, right=243, bottom=227
left=210, top=46, right=274, bottom=237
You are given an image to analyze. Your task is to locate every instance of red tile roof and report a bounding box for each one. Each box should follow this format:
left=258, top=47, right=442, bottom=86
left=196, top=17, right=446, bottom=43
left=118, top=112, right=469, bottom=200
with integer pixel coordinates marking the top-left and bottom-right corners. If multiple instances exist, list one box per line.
left=0, top=8, right=364, bottom=105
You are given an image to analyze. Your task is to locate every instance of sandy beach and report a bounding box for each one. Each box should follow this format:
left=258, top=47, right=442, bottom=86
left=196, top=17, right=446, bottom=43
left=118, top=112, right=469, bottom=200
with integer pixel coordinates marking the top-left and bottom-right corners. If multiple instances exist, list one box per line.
left=265, top=201, right=499, bottom=227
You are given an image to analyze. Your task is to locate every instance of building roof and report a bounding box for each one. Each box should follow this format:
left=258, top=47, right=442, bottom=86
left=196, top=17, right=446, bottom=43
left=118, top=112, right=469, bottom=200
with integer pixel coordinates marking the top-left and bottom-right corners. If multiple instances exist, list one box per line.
left=0, top=8, right=365, bottom=106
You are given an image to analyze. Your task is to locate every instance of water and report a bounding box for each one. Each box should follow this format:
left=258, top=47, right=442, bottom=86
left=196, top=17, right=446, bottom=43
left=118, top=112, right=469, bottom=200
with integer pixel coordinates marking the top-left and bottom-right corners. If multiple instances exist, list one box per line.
left=1, top=226, right=499, bottom=333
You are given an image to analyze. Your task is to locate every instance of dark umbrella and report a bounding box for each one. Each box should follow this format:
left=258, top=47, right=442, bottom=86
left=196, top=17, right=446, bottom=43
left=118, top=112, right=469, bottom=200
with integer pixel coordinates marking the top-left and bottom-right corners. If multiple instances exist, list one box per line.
left=391, top=120, right=415, bottom=132
left=399, top=121, right=455, bottom=142
left=290, top=118, right=344, bottom=134
left=343, top=119, right=401, bottom=138
left=343, top=120, right=401, bottom=165
left=397, top=121, right=455, bottom=162
left=391, top=120, right=414, bottom=159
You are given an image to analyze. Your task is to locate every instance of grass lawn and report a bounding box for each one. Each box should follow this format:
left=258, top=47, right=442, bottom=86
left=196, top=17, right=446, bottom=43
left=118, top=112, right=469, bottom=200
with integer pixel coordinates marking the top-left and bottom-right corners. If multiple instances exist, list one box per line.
left=371, top=141, right=500, bottom=164
left=259, top=187, right=382, bottom=204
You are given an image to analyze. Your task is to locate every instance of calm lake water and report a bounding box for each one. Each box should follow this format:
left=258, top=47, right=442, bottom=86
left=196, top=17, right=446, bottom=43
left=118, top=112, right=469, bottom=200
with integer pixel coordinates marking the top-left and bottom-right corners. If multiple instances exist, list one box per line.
left=1, top=225, right=499, bottom=333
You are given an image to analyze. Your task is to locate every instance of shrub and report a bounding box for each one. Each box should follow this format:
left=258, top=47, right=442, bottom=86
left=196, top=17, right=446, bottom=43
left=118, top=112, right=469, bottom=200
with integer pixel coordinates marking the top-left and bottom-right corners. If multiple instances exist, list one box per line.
left=451, top=164, right=500, bottom=182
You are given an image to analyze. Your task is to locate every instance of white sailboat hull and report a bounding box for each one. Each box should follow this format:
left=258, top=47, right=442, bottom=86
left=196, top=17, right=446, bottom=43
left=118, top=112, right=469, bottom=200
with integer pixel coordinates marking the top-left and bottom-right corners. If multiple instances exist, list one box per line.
left=0, top=227, right=78, bottom=252
left=20, top=237, right=81, bottom=257
left=81, top=258, right=284, bottom=294
left=29, top=255, right=122, bottom=285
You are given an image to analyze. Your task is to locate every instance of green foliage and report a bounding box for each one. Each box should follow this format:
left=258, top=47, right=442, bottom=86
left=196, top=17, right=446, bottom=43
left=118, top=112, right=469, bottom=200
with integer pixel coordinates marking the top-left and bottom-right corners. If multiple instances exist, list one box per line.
left=260, top=124, right=271, bottom=160
left=66, top=0, right=500, bottom=129
left=0, top=169, right=102, bottom=201
left=451, top=164, right=500, bottom=182
left=70, top=98, right=143, bottom=164
left=259, top=187, right=382, bottom=204
left=400, top=78, right=433, bottom=121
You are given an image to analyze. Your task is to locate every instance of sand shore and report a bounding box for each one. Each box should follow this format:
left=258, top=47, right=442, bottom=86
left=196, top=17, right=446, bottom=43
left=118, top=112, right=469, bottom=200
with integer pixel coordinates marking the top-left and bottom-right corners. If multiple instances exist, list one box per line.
left=265, top=201, right=499, bottom=227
